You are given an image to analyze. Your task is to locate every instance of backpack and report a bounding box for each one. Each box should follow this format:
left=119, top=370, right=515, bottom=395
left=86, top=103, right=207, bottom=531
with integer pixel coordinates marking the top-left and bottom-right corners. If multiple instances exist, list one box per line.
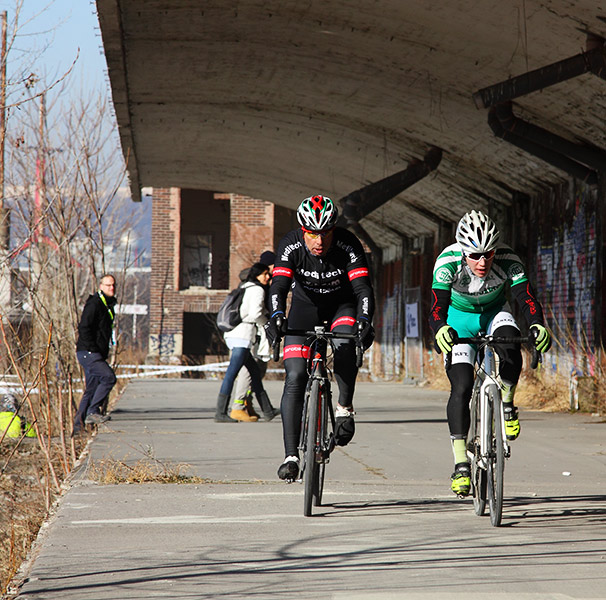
left=216, top=285, right=246, bottom=332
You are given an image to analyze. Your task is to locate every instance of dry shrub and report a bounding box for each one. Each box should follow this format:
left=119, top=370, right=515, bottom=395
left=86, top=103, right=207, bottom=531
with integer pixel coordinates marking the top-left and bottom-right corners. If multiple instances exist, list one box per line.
left=0, top=439, right=79, bottom=595
left=515, top=368, right=570, bottom=412
left=423, top=349, right=577, bottom=413
left=88, top=456, right=209, bottom=485
left=422, top=353, right=450, bottom=390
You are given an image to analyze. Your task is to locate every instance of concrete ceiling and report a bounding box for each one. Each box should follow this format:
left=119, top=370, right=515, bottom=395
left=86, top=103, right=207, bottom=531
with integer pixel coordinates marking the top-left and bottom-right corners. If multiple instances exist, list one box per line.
left=96, top=0, right=606, bottom=245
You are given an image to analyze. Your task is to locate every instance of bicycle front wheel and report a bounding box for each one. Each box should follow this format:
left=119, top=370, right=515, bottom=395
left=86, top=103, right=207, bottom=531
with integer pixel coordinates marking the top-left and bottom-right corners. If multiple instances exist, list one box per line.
left=314, top=461, right=325, bottom=507
left=487, top=389, right=505, bottom=527
left=469, top=384, right=486, bottom=516
left=304, top=379, right=322, bottom=517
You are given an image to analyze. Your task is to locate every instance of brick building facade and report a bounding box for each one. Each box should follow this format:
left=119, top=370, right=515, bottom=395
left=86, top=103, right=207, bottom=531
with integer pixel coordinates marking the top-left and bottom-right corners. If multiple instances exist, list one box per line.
left=148, top=188, right=296, bottom=362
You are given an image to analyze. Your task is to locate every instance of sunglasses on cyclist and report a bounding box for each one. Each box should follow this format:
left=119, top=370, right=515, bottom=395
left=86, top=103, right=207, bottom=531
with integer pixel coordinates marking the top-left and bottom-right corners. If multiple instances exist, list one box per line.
left=302, top=227, right=334, bottom=239
left=465, top=250, right=495, bottom=261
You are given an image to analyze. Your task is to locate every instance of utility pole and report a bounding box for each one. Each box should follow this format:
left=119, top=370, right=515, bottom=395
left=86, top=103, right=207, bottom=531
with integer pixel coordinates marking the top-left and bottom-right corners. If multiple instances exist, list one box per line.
left=34, top=92, right=45, bottom=243
left=0, top=10, right=11, bottom=312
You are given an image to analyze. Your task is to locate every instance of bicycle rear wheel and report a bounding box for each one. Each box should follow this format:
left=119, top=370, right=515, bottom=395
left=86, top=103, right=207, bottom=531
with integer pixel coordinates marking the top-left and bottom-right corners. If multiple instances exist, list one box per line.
left=304, top=379, right=321, bottom=517
left=487, top=389, right=505, bottom=526
left=469, top=385, right=486, bottom=516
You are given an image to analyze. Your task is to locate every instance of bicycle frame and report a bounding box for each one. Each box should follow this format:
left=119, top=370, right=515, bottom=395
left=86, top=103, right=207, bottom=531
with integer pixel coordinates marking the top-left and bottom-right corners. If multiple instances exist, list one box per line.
left=300, top=336, right=335, bottom=463
left=299, top=339, right=334, bottom=515
left=273, top=324, right=363, bottom=516
left=458, top=333, right=539, bottom=526
left=474, top=344, right=509, bottom=470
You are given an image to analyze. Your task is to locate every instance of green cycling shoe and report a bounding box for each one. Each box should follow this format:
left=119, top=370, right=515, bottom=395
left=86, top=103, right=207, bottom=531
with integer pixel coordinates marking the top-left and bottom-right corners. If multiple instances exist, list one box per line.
left=451, top=462, right=471, bottom=497
left=503, top=404, right=520, bottom=441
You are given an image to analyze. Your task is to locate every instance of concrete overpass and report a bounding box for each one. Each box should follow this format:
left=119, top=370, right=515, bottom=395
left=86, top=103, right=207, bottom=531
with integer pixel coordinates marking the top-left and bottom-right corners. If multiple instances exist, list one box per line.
left=95, top=1, right=605, bottom=376
left=96, top=0, right=606, bottom=245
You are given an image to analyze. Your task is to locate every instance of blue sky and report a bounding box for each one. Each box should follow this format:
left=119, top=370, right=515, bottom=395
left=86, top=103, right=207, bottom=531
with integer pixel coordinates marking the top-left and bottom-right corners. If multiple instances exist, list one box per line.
left=1, top=1, right=152, bottom=261
left=3, top=0, right=107, bottom=96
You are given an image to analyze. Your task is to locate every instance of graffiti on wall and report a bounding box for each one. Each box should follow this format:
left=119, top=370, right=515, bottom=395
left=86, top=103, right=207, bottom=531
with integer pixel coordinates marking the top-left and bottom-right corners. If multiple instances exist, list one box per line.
left=535, top=186, right=597, bottom=375
left=149, top=334, right=178, bottom=358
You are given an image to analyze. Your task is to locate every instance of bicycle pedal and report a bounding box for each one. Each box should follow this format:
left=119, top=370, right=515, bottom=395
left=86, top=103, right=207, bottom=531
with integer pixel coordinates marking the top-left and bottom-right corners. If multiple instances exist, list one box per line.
left=285, top=476, right=303, bottom=484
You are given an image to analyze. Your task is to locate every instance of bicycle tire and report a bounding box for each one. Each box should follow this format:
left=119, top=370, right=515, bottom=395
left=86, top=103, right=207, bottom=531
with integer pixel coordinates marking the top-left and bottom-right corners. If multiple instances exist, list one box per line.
left=314, top=462, right=325, bottom=506
left=469, top=384, right=486, bottom=516
left=487, top=387, right=505, bottom=526
left=313, top=383, right=329, bottom=506
left=304, top=379, right=321, bottom=517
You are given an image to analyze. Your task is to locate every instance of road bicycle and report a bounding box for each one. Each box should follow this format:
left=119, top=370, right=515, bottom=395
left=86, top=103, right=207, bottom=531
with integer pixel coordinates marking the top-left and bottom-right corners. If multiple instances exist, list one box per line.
left=273, top=323, right=364, bottom=517
left=450, top=333, right=539, bottom=526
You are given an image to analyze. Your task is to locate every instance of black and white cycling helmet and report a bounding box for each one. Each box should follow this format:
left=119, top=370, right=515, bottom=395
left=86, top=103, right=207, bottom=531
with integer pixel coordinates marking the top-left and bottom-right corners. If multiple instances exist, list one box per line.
left=297, top=195, right=338, bottom=231
left=455, top=210, right=500, bottom=253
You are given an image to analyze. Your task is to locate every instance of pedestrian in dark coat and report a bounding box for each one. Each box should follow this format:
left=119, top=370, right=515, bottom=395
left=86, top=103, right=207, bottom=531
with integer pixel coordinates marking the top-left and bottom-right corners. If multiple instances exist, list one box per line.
left=72, top=274, right=117, bottom=434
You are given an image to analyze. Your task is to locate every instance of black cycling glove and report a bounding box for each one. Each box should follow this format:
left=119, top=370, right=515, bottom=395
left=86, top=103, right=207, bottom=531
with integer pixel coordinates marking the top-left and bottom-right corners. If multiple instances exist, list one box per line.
left=265, top=313, right=286, bottom=346
left=357, top=319, right=375, bottom=351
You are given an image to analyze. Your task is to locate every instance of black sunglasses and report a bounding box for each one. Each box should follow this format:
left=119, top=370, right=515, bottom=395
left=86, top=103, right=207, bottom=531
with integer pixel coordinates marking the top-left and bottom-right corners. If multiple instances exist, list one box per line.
left=465, top=250, right=495, bottom=261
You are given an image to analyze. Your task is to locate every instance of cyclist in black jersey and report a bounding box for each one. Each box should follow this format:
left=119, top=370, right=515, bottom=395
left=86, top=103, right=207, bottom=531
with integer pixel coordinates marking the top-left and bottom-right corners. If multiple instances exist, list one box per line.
left=266, top=195, right=375, bottom=481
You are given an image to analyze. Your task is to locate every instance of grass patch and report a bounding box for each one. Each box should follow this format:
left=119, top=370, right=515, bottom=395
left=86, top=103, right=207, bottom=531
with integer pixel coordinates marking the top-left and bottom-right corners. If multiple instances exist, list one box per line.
left=88, top=456, right=211, bottom=485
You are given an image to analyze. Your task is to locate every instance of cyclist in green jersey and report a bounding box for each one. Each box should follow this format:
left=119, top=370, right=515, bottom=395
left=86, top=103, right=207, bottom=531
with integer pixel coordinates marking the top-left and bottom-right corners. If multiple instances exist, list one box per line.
left=429, top=210, right=552, bottom=496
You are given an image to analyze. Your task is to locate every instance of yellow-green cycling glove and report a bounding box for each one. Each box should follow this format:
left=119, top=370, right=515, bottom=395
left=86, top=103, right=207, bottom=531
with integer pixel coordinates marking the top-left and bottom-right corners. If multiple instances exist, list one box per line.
left=530, top=324, right=551, bottom=353
left=435, top=325, right=456, bottom=354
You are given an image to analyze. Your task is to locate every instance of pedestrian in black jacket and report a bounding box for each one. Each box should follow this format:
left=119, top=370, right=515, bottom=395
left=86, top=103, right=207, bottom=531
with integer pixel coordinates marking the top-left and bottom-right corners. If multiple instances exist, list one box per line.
left=72, top=274, right=118, bottom=434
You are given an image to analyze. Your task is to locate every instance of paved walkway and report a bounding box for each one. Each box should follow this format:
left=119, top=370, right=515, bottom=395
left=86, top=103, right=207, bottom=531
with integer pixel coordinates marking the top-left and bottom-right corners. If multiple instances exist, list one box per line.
left=11, top=378, right=606, bottom=599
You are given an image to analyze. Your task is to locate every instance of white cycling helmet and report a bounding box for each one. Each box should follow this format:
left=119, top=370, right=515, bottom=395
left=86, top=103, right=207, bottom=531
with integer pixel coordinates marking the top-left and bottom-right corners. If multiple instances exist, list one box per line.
left=297, top=195, right=338, bottom=231
left=455, top=210, right=500, bottom=253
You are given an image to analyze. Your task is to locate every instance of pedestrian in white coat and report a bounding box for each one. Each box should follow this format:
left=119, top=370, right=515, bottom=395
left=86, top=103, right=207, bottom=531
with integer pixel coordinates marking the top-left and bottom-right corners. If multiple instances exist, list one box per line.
left=215, top=263, right=280, bottom=423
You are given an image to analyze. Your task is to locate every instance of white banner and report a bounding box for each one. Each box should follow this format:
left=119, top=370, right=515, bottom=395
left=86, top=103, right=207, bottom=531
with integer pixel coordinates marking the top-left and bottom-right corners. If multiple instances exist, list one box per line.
left=117, top=304, right=148, bottom=315
left=405, top=302, right=419, bottom=338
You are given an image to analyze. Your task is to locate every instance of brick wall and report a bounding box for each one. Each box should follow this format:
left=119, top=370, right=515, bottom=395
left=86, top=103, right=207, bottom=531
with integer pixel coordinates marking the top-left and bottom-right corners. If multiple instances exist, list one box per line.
left=148, top=188, right=294, bottom=361
left=223, top=193, right=275, bottom=289
left=148, top=187, right=183, bottom=359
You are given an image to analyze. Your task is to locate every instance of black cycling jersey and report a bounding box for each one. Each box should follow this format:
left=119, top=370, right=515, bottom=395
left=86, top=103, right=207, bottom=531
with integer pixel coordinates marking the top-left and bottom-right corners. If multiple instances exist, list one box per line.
left=270, top=226, right=375, bottom=458
left=269, top=227, right=375, bottom=323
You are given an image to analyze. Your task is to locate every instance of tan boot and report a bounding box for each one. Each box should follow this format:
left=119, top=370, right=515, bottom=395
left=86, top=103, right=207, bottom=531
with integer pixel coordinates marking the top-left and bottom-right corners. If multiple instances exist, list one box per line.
left=244, top=394, right=260, bottom=419
left=230, top=408, right=259, bottom=422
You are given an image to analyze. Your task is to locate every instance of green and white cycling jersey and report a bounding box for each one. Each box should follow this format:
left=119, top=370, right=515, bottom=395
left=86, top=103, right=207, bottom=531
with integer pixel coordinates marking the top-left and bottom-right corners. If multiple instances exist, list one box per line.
left=432, top=243, right=528, bottom=314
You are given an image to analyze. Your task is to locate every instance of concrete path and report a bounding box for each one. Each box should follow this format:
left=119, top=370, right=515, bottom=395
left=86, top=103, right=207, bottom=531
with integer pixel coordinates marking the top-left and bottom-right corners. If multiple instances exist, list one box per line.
left=12, top=379, right=606, bottom=599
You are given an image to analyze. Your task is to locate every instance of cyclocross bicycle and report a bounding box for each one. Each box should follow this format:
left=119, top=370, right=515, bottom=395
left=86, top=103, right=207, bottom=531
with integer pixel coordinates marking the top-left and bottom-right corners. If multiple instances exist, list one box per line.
left=451, top=333, right=539, bottom=527
left=273, top=323, right=364, bottom=517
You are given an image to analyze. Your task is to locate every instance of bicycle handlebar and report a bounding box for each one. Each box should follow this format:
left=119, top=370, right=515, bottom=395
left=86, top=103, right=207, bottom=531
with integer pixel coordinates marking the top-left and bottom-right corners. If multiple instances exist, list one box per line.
left=271, top=325, right=365, bottom=368
left=444, top=333, right=541, bottom=370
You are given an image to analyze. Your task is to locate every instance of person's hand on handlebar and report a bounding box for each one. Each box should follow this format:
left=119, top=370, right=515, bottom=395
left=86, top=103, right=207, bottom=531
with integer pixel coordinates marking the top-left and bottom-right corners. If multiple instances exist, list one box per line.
left=529, top=324, right=552, bottom=353
left=356, top=318, right=375, bottom=351
left=265, top=312, right=287, bottom=346
left=435, top=325, right=457, bottom=354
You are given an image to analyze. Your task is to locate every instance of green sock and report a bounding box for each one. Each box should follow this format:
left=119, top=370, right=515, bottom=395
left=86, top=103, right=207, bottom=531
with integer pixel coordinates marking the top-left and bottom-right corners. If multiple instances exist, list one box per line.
left=502, top=384, right=516, bottom=405
left=451, top=438, right=468, bottom=465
